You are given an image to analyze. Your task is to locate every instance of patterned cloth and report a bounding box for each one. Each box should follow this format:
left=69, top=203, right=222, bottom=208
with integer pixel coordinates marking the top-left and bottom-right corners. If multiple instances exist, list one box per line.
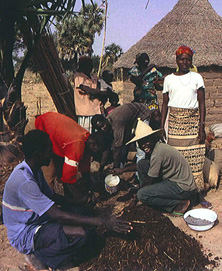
left=128, top=66, right=163, bottom=110
left=176, top=45, right=194, bottom=57
left=167, top=107, right=205, bottom=191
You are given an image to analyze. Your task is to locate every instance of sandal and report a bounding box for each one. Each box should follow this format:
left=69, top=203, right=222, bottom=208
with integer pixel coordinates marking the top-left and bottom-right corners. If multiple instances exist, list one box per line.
left=167, top=212, right=184, bottom=218
left=166, top=200, right=191, bottom=217
left=173, top=200, right=190, bottom=214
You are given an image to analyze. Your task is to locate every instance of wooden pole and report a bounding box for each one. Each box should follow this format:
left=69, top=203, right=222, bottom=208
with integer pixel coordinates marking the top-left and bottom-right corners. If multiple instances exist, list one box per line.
left=98, top=0, right=108, bottom=77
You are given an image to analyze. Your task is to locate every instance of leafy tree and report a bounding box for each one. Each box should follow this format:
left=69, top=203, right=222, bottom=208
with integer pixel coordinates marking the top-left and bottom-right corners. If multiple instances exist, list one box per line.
left=0, top=0, right=95, bottom=119
left=56, top=3, right=104, bottom=71
left=102, top=43, right=123, bottom=70
left=91, top=55, right=100, bottom=73
left=1, top=0, right=78, bottom=92
left=0, top=0, right=91, bottom=166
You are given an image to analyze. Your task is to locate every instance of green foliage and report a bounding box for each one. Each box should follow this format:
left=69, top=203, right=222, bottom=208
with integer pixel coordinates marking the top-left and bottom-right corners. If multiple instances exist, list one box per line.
left=0, top=0, right=88, bottom=88
left=56, top=3, right=104, bottom=64
left=91, top=54, right=100, bottom=73
left=0, top=0, right=95, bottom=126
left=102, top=43, right=123, bottom=70
left=16, top=0, right=81, bottom=47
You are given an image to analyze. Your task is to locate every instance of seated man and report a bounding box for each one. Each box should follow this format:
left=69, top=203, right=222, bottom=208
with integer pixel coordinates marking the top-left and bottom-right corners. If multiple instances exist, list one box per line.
left=35, top=112, right=111, bottom=201
left=91, top=102, right=150, bottom=168
left=126, top=119, right=198, bottom=215
left=2, top=130, right=132, bottom=271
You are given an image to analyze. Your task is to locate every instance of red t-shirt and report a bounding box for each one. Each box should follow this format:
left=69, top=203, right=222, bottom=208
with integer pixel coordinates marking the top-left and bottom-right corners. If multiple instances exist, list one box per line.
left=35, top=112, right=90, bottom=184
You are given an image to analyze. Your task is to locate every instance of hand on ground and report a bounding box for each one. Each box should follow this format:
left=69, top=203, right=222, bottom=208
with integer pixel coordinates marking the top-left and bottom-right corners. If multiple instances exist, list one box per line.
left=104, top=216, right=133, bottom=233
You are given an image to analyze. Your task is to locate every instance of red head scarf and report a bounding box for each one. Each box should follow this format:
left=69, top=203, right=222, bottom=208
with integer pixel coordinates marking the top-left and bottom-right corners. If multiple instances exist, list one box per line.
left=176, top=46, right=194, bottom=57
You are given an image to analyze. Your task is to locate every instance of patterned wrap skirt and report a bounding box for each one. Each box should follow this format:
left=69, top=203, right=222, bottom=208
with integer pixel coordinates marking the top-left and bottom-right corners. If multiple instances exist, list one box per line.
left=167, top=107, right=205, bottom=191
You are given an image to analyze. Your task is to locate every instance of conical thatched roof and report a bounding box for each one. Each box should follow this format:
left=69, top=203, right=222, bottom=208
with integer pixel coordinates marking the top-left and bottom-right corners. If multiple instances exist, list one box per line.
left=114, top=0, right=222, bottom=69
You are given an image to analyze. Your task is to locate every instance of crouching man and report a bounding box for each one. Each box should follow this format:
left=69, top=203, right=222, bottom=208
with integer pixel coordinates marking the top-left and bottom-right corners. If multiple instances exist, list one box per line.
left=3, top=130, right=132, bottom=271
left=127, top=119, right=198, bottom=215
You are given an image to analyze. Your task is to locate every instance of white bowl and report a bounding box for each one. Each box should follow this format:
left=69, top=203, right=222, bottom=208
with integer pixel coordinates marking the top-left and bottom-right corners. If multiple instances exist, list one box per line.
left=105, top=174, right=120, bottom=194
left=184, top=208, right=217, bottom=231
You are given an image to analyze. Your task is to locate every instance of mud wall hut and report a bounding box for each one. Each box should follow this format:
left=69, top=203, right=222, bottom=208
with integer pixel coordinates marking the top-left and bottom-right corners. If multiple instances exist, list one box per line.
left=113, top=0, right=222, bottom=127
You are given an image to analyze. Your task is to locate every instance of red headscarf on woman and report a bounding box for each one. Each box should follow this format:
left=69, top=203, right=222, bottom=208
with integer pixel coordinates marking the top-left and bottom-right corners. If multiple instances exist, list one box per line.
left=176, top=45, right=194, bottom=57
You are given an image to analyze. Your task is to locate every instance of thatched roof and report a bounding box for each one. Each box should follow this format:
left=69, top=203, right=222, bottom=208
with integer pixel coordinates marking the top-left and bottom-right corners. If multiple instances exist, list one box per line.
left=114, top=0, right=222, bottom=69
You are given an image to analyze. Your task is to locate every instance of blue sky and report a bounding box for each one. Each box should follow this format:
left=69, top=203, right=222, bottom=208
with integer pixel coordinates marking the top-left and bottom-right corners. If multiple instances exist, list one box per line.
left=75, top=0, right=222, bottom=56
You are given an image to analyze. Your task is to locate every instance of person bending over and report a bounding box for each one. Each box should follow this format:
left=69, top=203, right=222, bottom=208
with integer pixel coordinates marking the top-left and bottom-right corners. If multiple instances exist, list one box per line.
left=35, top=112, right=111, bottom=202
left=91, top=102, right=150, bottom=168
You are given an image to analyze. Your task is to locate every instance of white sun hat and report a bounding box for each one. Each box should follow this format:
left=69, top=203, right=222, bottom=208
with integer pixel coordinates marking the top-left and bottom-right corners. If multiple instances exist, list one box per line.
left=126, top=118, right=163, bottom=145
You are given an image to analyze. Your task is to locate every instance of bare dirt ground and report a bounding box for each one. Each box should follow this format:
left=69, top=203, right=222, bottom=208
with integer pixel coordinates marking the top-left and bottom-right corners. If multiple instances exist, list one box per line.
left=21, top=72, right=57, bottom=132
left=1, top=178, right=222, bottom=271
left=0, top=72, right=222, bottom=270
left=170, top=186, right=222, bottom=271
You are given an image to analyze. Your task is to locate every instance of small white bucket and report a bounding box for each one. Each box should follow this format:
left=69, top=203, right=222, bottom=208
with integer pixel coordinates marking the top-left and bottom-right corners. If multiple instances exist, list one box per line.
left=105, top=174, right=120, bottom=194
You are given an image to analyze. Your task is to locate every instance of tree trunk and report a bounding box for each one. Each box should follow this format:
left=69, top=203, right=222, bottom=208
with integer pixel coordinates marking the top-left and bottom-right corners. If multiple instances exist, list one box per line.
left=0, top=0, right=18, bottom=87
left=32, top=34, right=77, bottom=120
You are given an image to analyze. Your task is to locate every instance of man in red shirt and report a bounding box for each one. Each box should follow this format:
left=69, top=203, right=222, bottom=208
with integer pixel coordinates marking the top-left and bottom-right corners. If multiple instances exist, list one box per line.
left=35, top=112, right=107, bottom=202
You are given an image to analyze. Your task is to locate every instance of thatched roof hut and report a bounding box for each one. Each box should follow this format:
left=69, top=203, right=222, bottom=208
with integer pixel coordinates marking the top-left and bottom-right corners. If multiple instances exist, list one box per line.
left=114, top=0, right=222, bottom=69
left=112, top=0, right=222, bottom=126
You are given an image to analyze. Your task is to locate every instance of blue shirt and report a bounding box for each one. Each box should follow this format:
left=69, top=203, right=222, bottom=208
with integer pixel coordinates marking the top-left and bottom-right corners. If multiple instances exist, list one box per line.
left=3, top=160, right=55, bottom=254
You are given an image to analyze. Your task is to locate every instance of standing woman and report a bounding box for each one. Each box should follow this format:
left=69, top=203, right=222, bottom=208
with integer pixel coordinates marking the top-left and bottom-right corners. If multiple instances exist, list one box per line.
left=129, top=53, right=163, bottom=111
left=74, top=56, right=105, bottom=133
left=161, top=46, right=206, bottom=193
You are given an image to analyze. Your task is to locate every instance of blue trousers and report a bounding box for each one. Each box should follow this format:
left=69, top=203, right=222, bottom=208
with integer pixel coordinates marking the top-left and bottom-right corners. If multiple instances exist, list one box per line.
left=33, top=222, right=88, bottom=269
left=137, top=159, right=198, bottom=213
left=33, top=206, right=99, bottom=269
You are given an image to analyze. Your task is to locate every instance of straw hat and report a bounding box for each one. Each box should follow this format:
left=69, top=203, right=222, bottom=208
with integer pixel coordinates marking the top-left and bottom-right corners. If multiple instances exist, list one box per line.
left=126, top=118, right=163, bottom=145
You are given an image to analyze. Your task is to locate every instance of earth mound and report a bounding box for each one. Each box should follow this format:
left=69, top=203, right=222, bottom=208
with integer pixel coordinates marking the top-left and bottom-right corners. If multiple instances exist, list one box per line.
left=80, top=202, right=215, bottom=271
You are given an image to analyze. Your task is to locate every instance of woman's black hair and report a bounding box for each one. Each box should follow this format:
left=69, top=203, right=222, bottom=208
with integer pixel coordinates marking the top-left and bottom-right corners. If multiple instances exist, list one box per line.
left=21, top=130, right=51, bottom=158
left=135, top=52, right=150, bottom=65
